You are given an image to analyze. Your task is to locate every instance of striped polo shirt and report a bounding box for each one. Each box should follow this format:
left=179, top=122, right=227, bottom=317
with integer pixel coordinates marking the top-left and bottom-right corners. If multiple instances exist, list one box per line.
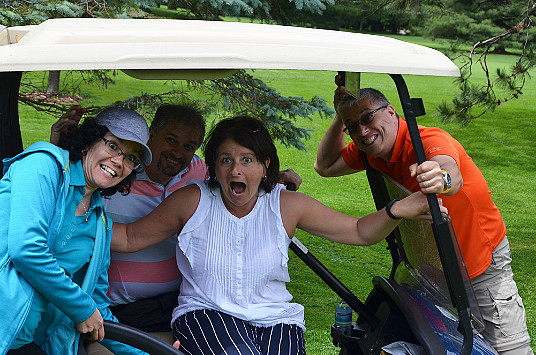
left=105, top=155, right=207, bottom=305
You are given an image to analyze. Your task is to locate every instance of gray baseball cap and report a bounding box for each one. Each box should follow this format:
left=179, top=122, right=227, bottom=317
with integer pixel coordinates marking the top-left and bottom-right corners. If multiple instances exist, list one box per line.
left=95, top=107, right=152, bottom=166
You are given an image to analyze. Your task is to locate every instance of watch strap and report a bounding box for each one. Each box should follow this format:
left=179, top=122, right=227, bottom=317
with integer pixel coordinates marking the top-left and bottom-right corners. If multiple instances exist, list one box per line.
left=385, top=199, right=402, bottom=220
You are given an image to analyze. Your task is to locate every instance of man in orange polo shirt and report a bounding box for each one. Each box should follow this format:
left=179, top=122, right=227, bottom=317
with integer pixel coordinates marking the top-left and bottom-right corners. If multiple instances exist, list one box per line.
left=315, top=86, right=532, bottom=355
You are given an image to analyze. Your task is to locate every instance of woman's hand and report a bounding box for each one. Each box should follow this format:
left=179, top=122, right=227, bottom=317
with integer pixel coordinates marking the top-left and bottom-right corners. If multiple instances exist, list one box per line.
left=76, top=309, right=104, bottom=341
left=390, top=192, right=448, bottom=221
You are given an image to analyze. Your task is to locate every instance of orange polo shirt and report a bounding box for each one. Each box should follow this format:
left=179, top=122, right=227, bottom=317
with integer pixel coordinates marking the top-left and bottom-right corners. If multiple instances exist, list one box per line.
left=341, top=118, right=506, bottom=278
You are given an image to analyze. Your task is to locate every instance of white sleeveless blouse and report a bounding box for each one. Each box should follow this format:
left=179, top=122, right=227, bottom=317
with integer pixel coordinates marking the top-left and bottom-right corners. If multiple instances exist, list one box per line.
left=171, top=180, right=305, bottom=330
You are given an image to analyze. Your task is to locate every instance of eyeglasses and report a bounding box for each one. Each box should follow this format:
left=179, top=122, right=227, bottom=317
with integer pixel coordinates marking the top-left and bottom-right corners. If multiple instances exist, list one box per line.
left=100, top=137, right=141, bottom=170
left=343, top=105, right=387, bottom=135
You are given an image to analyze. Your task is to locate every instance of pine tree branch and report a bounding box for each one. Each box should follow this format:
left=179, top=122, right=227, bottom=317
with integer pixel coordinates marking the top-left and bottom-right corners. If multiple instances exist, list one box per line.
left=471, top=2, right=535, bottom=52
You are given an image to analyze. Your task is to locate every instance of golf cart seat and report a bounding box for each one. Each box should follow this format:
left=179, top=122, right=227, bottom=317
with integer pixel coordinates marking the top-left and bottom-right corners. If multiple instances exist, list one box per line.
left=332, top=275, right=445, bottom=354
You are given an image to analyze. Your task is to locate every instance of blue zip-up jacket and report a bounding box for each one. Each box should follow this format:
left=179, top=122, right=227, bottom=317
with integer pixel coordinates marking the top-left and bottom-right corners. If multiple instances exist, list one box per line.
left=0, top=142, right=146, bottom=355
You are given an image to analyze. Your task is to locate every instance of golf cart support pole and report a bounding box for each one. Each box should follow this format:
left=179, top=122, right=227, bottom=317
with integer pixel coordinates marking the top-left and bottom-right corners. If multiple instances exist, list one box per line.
left=360, top=152, right=402, bottom=280
left=0, top=72, right=23, bottom=177
left=289, top=238, right=379, bottom=330
left=389, top=73, right=473, bottom=355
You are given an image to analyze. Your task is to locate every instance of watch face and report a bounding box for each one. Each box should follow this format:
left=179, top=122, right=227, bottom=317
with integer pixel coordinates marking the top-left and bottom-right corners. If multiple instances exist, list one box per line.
left=442, top=171, right=452, bottom=189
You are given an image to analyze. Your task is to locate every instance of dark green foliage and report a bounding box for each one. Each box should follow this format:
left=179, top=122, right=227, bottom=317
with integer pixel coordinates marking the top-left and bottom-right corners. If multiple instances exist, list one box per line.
left=195, top=70, right=334, bottom=149
left=1, top=1, right=82, bottom=26
left=148, top=2, right=197, bottom=18
left=291, top=0, right=431, bottom=34
left=286, top=3, right=368, bottom=30
left=419, top=0, right=535, bottom=52
left=432, top=1, right=536, bottom=124
left=171, top=0, right=333, bottom=24
left=423, top=12, right=502, bottom=42
left=0, top=0, right=159, bottom=26
left=118, top=85, right=327, bottom=151
left=438, top=49, right=536, bottom=125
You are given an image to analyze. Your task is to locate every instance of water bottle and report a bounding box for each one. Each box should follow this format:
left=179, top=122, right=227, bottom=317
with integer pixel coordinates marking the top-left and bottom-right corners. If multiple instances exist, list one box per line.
left=334, top=300, right=353, bottom=336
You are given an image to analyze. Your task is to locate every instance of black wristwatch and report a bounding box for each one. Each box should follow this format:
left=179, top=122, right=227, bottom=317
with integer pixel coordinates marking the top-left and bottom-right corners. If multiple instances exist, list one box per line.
left=441, top=170, right=452, bottom=194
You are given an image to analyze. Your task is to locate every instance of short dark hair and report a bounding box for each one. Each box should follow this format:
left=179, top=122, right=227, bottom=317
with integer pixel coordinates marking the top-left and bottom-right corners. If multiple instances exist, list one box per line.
left=58, top=118, right=136, bottom=197
left=151, top=104, right=205, bottom=145
left=203, top=116, right=280, bottom=193
left=337, top=88, right=391, bottom=115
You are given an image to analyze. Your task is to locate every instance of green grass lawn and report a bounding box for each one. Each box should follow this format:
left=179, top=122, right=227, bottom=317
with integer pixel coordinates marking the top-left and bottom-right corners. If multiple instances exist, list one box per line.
left=17, top=41, right=535, bottom=353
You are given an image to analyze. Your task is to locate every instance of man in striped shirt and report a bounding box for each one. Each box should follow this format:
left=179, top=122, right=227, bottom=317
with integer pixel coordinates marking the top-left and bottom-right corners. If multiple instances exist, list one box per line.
left=105, top=104, right=208, bottom=332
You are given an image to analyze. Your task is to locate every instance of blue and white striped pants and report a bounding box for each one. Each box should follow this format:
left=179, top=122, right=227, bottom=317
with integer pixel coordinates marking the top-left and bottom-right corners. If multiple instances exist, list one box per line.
left=172, top=309, right=306, bottom=355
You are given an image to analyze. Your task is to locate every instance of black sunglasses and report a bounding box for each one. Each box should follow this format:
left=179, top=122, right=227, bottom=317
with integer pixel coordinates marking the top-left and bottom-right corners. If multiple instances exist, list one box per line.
left=343, top=105, right=387, bottom=135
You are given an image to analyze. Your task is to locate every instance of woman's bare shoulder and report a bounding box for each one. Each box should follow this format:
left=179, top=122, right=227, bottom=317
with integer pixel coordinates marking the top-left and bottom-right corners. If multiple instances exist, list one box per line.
left=166, top=183, right=201, bottom=205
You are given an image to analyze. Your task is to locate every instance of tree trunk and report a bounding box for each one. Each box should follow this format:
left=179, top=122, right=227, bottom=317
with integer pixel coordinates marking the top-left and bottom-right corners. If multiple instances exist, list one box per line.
left=46, top=70, right=60, bottom=95
left=167, top=0, right=178, bottom=10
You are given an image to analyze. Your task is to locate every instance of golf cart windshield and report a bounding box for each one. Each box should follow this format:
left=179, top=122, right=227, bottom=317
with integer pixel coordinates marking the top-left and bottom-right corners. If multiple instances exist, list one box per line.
left=382, top=173, right=485, bottom=332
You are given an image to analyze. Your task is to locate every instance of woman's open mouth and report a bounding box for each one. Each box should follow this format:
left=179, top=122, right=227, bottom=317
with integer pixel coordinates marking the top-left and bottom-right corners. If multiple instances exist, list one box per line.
left=230, top=181, right=246, bottom=195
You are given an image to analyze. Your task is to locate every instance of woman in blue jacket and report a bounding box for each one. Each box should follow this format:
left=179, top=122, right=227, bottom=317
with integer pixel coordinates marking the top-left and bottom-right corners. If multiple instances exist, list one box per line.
left=0, top=107, right=152, bottom=355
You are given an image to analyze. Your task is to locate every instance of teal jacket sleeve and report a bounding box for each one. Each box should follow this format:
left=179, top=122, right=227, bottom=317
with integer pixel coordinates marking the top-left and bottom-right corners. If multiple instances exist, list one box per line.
left=7, top=152, right=96, bottom=323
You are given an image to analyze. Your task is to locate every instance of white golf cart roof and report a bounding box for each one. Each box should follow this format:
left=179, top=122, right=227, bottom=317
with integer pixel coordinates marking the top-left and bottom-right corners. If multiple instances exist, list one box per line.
left=0, top=18, right=459, bottom=79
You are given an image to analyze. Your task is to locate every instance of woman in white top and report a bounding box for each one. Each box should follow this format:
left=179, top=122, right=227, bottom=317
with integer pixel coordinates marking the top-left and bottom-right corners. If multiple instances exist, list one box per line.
left=112, top=116, right=444, bottom=354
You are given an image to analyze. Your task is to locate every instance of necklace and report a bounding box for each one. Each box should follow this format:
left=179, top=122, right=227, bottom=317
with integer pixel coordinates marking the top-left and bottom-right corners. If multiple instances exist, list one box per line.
left=80, top=202, right=91, bottom=222
left=78, top=198, right=90, bottom=217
